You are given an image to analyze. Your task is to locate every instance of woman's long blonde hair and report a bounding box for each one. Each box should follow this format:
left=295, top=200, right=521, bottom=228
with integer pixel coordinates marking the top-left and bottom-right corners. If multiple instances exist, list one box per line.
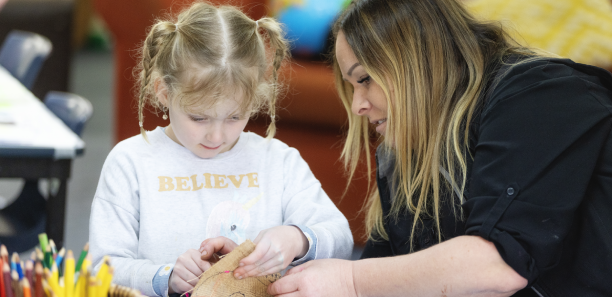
left=135, top=1, right=289, bottom=141
left=333, top=0, right=535, bottom=246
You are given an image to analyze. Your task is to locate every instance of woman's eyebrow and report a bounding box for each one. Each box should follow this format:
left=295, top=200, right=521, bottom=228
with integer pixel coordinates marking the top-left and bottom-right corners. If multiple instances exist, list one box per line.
left=347, top=63, right=360, bottom=76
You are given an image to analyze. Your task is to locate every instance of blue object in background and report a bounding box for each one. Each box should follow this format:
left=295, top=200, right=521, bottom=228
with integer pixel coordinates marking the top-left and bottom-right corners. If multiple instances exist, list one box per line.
left=277, top=0, right=346, bottom=58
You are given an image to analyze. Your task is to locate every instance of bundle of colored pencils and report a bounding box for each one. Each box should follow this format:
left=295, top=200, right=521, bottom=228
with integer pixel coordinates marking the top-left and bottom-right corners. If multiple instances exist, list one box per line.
left=2, top=235, right=139, bottom=297
left=1, top=243, right=43, bottom=297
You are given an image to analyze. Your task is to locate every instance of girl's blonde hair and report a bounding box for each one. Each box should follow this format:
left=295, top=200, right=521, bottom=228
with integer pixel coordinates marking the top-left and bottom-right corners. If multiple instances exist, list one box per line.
left=135, top=1, right=289, bottom=141
left=332, top=0, right=538, bottom=247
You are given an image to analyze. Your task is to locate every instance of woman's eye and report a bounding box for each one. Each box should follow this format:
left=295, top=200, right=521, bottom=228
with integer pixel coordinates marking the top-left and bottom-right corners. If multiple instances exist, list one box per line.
left=357, top=76, right=371, bottom=84
left=230, top=115, right=241, bottom=121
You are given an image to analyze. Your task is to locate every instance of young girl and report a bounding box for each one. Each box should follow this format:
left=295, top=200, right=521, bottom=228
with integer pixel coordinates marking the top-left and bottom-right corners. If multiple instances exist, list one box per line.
left=88, top=2, right=353, bottom=296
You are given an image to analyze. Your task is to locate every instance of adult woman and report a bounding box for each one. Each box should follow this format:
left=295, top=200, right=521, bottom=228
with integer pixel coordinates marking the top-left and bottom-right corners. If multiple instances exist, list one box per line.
left=267, top=0, right=612, bottom=296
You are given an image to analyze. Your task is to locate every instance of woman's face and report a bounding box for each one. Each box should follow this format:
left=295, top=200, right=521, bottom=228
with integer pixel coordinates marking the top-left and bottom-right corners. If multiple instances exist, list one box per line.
left=335, top=31, right=388, bottom=135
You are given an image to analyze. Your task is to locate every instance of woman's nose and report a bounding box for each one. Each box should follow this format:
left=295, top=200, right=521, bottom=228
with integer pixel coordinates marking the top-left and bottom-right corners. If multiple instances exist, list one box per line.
left=351, top=90, right=371, bottom=116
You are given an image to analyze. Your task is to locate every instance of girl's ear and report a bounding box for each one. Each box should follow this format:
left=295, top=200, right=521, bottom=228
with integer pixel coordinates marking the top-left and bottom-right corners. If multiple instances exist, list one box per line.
left=154, top=78, right=169, bottom=107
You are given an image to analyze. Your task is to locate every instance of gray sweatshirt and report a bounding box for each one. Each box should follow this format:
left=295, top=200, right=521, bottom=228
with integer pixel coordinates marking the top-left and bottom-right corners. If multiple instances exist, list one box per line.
left=89, top=127, right=353, bottom=296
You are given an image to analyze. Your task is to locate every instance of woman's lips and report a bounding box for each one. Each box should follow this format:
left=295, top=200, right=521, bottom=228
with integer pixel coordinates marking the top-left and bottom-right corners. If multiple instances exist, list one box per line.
left=374, top=119, right=387, bottom=134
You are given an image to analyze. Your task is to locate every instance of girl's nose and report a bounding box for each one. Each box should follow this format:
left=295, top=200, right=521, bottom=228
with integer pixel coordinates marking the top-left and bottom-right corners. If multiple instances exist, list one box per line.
left=351, top=90, right=371, bottom=116
left=206, top=123, right=223, bottom=143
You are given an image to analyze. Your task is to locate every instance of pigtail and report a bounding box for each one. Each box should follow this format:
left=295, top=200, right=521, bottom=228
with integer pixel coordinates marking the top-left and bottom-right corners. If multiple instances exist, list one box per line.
left=136, top=21, right=177, bottom=142
left=255, top=18, right=289, bottom=139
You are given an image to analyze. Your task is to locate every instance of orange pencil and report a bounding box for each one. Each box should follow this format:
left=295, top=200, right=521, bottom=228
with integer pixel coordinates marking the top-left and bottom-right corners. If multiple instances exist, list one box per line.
left=21, top=279, right=30, bottom=297
left=34, top=263, right=43, bottom=297
left=2, top=262, right=12, bottom=297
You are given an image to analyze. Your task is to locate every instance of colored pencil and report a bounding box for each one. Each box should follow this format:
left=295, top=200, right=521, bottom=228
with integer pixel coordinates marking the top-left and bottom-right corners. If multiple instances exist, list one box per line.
left=41, top=280, right=56, bottom=297
left=34, top=263, right=43, bottom=297
left=64, top=251, right=74, bottom=297
left=0, top=246, right=7, bottom=264
left=24, top=261, right=32, bottom=294
left=74, top=244, right=88, bottom=275
left=99, top=267, right=113, bottom=297
left=11, top=271, right=21, bottom=297
left=9, top=254, right=16, bottom=276
left=49, top=265, right=59, bottom=297
left=2, top=262, right=12, bottom=297
left=0, top=256, right=5, bottom=297
left=57, top=278, right=64, bottom=297
left=75, top=256, right=90, bottom=297
left=38, top=235, right=48, bottom=256
left=44, top=246, right=53, bottom=270
left=48, top=241, right=57, bottom=260
left=86, top=277, right=98, bottom=297
left=55, top=249, right=65, bottom=269
left=21, top=279, right=30, bottom=297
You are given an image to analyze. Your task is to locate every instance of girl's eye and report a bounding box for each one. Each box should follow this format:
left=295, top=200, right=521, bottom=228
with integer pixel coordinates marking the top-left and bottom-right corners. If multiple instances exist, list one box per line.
left=357, top=76, right=371, bottom=84
left=189, top=115, right=208, bottom=122
left=230, top=115, right=241, bottom=121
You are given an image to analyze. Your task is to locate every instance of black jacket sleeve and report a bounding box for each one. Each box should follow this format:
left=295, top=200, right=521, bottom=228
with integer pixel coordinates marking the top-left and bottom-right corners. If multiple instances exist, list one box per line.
left=463, top=60, right=612, bottom=284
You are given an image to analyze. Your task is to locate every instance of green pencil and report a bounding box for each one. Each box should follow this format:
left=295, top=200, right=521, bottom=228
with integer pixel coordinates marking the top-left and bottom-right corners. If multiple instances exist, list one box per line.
left=38, top=233, right=48, bottom=255
left=74, top=242, right=89, bottom=273
left=44, top=245, right=54, bottom=269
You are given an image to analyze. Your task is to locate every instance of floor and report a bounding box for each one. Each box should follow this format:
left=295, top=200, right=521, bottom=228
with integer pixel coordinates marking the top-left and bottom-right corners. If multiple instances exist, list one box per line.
left=1, top=48, right=363, bottom=260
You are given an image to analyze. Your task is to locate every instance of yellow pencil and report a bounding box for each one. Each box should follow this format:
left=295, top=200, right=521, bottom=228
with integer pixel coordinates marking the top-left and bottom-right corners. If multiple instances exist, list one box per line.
left=49, top=265, right=59, bottom=297
left=99, top=267, right=112, bottom=297
left=74, top=260, right=89, bottom=297
left=96, top=258, right=108, bottom=281
left=64, top=251, right=74, bottom=297
left=41, top=280, right=56, bottom=297
left=86, top=278, right=97, bottom=297
left=57, top=278, right=64, bottom=297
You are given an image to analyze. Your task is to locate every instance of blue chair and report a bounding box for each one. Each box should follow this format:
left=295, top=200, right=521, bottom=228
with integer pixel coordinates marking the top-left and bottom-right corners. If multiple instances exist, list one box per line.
left=44, top=91, right=93, bottom=136
left=0, top=30, right=52, bottom=90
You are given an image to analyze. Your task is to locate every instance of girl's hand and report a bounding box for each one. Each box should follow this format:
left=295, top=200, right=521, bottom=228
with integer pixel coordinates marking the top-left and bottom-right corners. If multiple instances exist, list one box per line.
left=168, top=249, right=213, bottom=294
left=267, top=259, right=358, bottom=297
left=233, top=226, right=308, bottom=279
left=199, top=236, right=239, bottom=261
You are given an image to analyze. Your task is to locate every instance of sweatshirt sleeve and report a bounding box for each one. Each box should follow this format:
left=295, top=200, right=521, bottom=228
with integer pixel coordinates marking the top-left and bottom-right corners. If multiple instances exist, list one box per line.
left=280, top=148, right=354, bottom=261
left=88, top=145, right=165, bottom=296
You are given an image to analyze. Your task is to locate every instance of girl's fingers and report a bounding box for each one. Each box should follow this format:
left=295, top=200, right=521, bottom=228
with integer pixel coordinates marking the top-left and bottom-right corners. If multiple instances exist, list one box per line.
left=240, top=241, right=277, bottom=266
left=250, top=262, right=284, bottom=277
left=179, top=251, right=207, bottom=277
left=236, top=255, right=284, bottom=278
left=200, top=237, right=238, bottom=259
left=173, top=267, right=199, bottom=288
left=190, top=251, right=212, bottom=272
left=174, top=277, right=195, bottom=293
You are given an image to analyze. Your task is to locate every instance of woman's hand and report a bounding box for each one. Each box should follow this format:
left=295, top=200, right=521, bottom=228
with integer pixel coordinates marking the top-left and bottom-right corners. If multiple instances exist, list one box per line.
left=168, top=249, right=213, bottom=294
left=233, top=226, right=309, bottom=279
left=267, top=259, right=357, bottom=297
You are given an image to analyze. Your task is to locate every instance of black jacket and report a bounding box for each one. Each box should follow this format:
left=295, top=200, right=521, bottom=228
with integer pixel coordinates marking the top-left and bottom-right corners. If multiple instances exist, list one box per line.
left=361, top=58, right=612, bottom=297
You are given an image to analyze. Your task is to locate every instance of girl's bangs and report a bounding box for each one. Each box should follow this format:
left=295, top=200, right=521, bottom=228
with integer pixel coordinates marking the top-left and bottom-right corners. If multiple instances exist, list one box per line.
left=173, top=66, right=259, bottom=116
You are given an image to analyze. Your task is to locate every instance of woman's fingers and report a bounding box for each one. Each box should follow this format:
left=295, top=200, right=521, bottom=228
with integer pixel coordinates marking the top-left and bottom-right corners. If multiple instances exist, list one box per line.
left=267, top=273, right=301, bottom=296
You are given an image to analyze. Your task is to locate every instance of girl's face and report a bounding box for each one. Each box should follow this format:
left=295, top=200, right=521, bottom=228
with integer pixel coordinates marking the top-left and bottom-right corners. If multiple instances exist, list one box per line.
left=157, top=81, right=250, bottom=159
left=335, top=31, right=388, bottom=135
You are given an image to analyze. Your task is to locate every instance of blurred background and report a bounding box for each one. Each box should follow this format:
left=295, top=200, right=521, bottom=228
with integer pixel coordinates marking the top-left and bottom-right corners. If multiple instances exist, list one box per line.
left=0, top=0, right=611, bottom=258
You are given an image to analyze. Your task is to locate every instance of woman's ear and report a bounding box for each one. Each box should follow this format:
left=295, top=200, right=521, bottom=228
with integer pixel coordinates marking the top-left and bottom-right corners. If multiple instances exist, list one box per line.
left=154, top=78, right=169, bottom=107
